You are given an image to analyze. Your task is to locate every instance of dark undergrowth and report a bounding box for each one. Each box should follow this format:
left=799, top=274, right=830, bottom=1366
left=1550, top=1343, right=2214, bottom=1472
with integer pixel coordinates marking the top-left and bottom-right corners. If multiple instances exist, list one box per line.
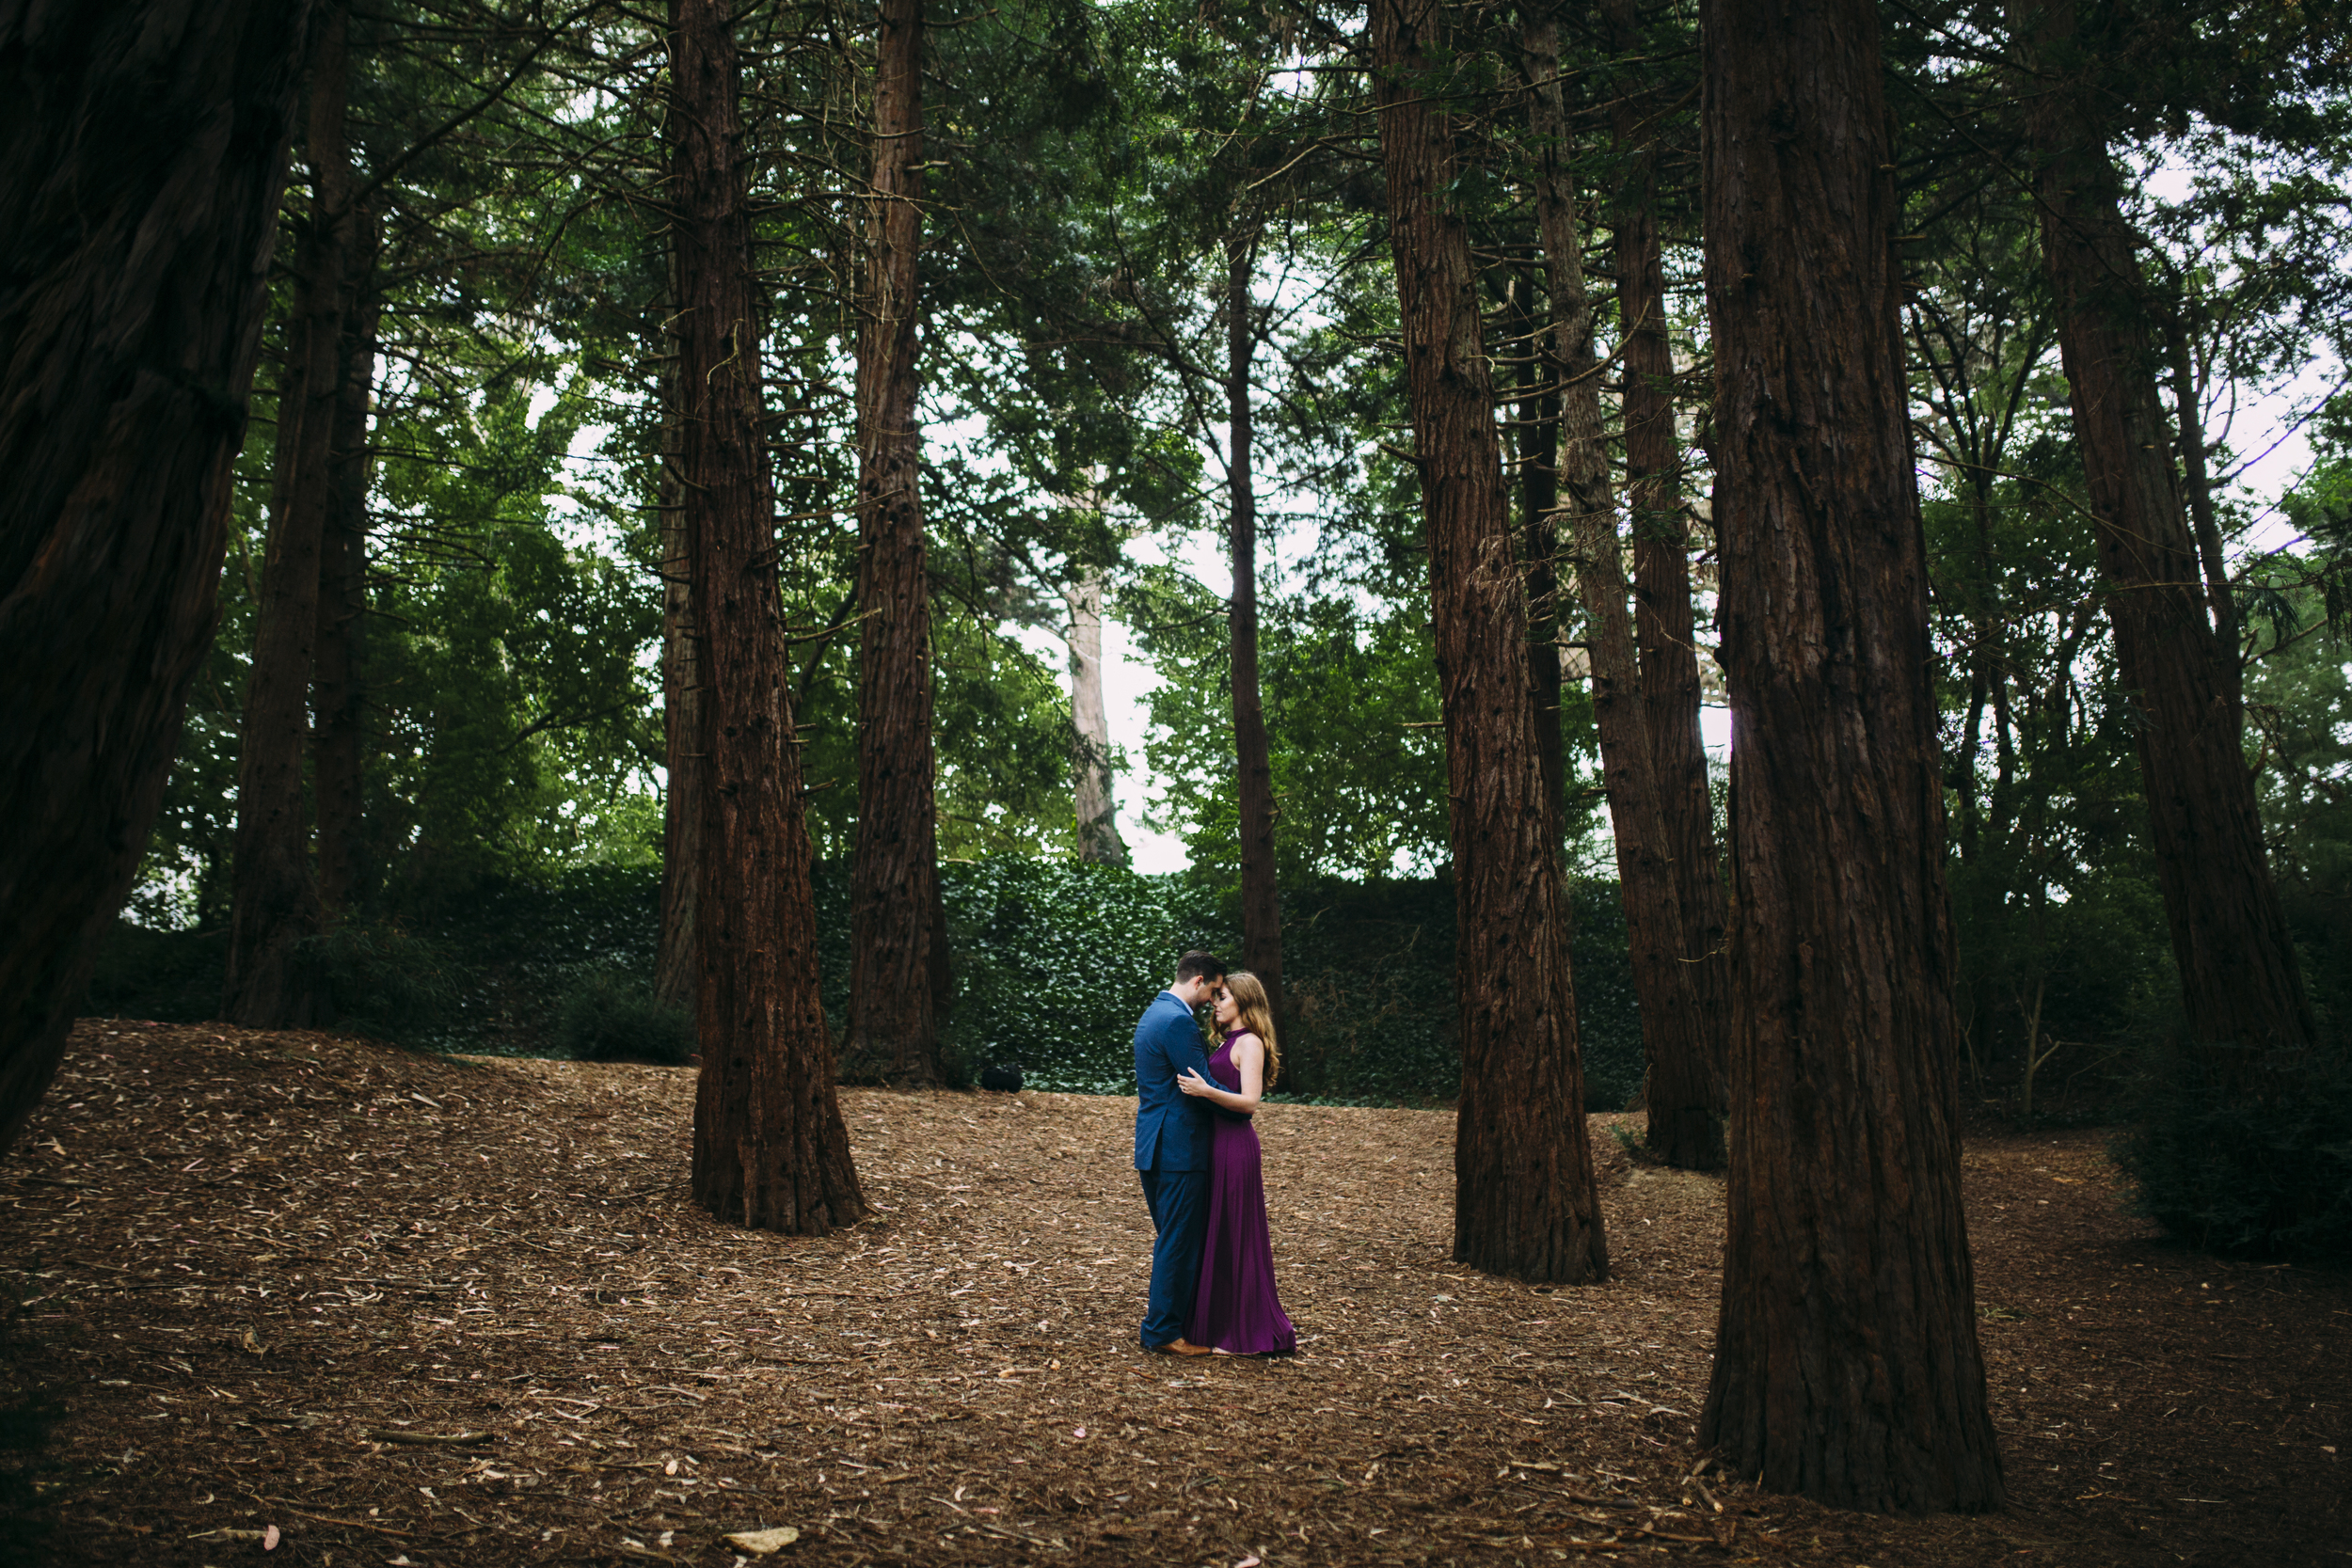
left=78, top=860, right=1648, bottom=1109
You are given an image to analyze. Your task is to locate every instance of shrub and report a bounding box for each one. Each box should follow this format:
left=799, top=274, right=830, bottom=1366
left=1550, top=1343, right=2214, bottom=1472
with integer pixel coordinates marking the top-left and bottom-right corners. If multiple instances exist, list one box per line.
left=302, top=921, right=462, bottom=1044
left=556, top=966, right=695, bottom=1065
left=80, top=921, right=225, bottom=1022
left=2113, top=1039, right=2352, bottom=1261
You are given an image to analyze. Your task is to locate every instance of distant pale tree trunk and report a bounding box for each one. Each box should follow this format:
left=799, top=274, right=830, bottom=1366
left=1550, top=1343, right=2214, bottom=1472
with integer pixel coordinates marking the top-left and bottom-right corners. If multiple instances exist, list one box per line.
left=2015, top=0, right=2312, bottom=1064
left=843, top=0, right=945, bottom=1086
left=1603, top=0, right=1727, bottom=1168
left=0, top=0, right=313, bottom=1156
left=654, top=356, right=702, bottom=1013
left=1372, top=0, right=1608, bottom=1285
left=313, top=216, right=379, bottom=919
left=1697, top=0, right=2003, bottom=1511
left=1226, top=233, right=1283, bottom=1017
left=223, top=3, right=359, bottom=1027
left=669, top=0, right=865, bottom=1232
left=1521, top=8, right=1708, bottom=1152
left=1063, top=564, right=1128, bottom=866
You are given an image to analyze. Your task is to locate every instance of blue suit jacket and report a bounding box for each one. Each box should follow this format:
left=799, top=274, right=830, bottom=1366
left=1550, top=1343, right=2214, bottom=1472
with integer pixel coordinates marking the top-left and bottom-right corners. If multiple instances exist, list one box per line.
left=1132, top=990, right=1215, bottom=1172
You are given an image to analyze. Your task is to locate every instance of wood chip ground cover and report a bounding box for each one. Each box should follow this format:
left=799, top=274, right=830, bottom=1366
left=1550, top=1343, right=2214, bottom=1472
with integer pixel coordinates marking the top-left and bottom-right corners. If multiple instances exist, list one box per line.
left=1, top=1022, right=2344, bottom=1566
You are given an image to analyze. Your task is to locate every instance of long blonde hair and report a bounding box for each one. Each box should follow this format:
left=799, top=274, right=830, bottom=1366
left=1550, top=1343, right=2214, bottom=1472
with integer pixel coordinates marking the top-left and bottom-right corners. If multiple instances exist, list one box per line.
left=1222, top=970, right=1281, bottom=1089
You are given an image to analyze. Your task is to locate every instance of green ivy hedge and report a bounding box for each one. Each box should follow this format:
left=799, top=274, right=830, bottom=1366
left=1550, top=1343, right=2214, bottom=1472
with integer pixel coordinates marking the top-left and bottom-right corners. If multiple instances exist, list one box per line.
left=84, top=857, right=1648, bottom=1108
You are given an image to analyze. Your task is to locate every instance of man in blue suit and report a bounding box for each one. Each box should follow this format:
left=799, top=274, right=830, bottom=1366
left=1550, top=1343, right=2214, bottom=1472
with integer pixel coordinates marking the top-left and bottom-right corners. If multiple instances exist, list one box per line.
left=1133, top=950, right=1225, bottom=1354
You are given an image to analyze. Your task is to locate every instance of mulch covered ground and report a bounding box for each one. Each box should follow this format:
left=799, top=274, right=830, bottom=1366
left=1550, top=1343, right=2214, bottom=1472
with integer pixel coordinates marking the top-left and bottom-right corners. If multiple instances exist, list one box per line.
left=0, top=1021, right=2344, bottom=1568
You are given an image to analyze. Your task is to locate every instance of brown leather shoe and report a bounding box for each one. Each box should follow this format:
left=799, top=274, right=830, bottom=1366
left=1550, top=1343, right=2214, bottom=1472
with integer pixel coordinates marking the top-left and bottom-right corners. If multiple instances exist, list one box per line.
left=1150, top=1338, right=1215, bottom=1357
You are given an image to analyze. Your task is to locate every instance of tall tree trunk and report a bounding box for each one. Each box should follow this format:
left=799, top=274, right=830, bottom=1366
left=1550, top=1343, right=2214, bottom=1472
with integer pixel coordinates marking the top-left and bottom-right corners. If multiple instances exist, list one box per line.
left=1064, top=564, right=1128, bottom=866
left=0, top=0, right=313, bottom=1156
left=1512, top=270, right=1565, bottom=829
left=1373, top=0, right=1608, bottom=1285
left=655, top=356, right=702, bottom=1012
left=312, top=214, right=378, bottom=919
left=2014, top=0, right=2312, bottom=1061
left=1521, top=8, right=1708, bottom=1155
left=1603, top=0, right=1728, bottom=1167
left=1696, top=0, right=2003, bottom=1511
left=1227, top=232, right=1284, bottom=1015
left=670, top=0, right=866, bottom=1233
left=222, top=4, right=358, bottom=1026
left=842, top=0, right=943, bottom=1086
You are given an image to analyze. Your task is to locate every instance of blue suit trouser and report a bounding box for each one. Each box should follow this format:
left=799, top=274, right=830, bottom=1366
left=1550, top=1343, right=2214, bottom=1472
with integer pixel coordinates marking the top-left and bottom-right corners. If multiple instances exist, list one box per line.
left=1137, top=1165, right=1208, bottom=1349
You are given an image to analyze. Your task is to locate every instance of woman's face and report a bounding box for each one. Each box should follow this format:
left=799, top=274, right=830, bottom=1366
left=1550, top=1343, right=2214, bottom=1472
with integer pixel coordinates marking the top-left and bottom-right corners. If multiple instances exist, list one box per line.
left=1213, top=986, right=1240, bottom=1028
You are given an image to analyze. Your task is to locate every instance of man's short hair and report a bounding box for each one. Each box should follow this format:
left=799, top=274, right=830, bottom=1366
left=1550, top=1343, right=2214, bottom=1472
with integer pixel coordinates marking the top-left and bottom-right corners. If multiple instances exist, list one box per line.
left=1176, top=950, right=1225, bottom=984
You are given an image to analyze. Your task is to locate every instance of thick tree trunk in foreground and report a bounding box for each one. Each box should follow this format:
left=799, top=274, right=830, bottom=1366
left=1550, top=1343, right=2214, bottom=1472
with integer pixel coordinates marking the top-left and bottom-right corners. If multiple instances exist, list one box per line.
left=1373, top=0, right=1608, bottom=1285
left=670, top=0, right=865, bottom=1232
left=1604, top=0, right=1727, bottom=1168
left=1697, top=0, right=2002, bottom=1511
left=312, top=222, right=379, bottom=919
left=1523, top=9, right=1708, bottom=1144
left=1512, top=276, right=1565, bottom=826
left=2016, top=0, right=2312, bottom=1062
left=655, top=361, right=702, bottom=1012
left=222, top=7, right=358, bottom=1025
left=1227, top=235, right=1284, bottom=1016
left=842, top=0, right=943, bottom=1086
left=0, top=0, right=311, bottom=1156
left=1065, top=565, right=1128, bottom=866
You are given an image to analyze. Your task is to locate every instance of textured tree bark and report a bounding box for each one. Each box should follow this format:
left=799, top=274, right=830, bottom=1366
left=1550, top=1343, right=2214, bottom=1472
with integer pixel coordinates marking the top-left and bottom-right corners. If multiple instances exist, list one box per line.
left=670, top=0, right=866, bottom=1233
left=842, top=0, right=944, bottom=1086
left=654, top=358, right=702, bottom=1012
left=1508, top=272, right=1565, bottom=832
left=0, top=0, right=312, bottom=1156
left=1226, top=235, right=1284, bottom=1017
left=1603, top=0, right=1727, bottom=1167
left=312, top=216, right=378, bottom=919
left=222, top=3, right=357, bottom=1026
left=1697, top=0, right=2002, bottom=1511
left=1522, top=8, right=1708, bottom=1147
left=2014, top=0, right=2310, bottom=1060
left=1373, top=0, right=1608, bottom=1285
left=1064, top=564, right=1128, bottom=865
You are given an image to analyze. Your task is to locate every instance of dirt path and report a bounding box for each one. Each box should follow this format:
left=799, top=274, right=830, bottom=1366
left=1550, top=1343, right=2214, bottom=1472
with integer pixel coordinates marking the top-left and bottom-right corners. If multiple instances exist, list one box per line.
left=0, top=1022, right=2343, bottom=1566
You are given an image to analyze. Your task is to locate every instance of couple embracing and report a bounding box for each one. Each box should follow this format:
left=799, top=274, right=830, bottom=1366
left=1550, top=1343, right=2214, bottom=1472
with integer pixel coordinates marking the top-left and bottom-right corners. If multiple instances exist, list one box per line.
left=1131, top=951, right=1296, bottom=1357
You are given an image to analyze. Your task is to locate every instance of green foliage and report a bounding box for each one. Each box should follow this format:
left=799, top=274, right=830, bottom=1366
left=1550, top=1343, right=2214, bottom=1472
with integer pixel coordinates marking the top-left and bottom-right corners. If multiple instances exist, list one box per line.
left=933, top=860, right=1641, bottom=1108
left=556, top=966, right=695, bottom=1066
left=2114, top=1042, right=2352, bottom=1261
left=936, top=858, right=1231, bottom=1095
left=1123, top=568, right=1452, bottom=881
left=299, top=923, right=465, bottom=1045
left=82, top=922, right=227, bottom=1023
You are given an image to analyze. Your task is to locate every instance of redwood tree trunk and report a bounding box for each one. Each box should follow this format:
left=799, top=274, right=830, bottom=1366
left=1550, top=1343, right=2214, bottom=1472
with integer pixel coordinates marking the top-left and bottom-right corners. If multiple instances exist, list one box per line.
left=222, top=3, right=357, bottom=1026
left=655, top=357, right=702, bottom=1012
left=843, top=0, right=944, bottom=1086
left=1696, top=0, right=2002, bottom=1511
left=0, top=0, right=312, bottom=1155
left=670, top=0, right=865, bottom=1233
left=313, top=215, right=378, bottom=919
left=1373, top=0, right=1608, bottom=1285
left=1227, top=233, right=1283, bottom=1016
left=1511, top=270, right=1565, bottom=829
left=1604, top=0, right=1728, bottom=1167
left=1522, top=8, right=1708, bottom=1149
left=2016, top=0, right=2311, bottom=1060
left=1064, top=564, right=1128, bottom=865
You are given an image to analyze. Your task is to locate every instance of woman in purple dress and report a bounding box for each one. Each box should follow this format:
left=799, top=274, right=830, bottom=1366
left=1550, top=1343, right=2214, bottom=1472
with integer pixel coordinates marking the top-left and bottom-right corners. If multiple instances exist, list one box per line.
left=1174, top=970, right=1296, bottom=1355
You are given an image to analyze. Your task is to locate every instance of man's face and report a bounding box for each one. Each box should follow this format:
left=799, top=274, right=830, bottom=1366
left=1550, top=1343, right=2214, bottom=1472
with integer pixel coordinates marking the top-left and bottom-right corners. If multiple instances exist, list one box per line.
left=1176, top=974, right=1225, bottom=1008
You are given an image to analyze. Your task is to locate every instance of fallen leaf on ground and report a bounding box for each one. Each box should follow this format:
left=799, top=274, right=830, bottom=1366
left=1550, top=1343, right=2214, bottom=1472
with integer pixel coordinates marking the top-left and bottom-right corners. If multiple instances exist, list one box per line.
left=724, top=1525, right=801, bottom=1554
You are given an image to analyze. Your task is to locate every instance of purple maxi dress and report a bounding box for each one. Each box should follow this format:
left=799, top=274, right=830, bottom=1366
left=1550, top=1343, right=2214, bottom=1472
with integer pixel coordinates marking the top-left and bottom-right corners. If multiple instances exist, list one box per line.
left=1185, top=1028, right=1296, bottom=1354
